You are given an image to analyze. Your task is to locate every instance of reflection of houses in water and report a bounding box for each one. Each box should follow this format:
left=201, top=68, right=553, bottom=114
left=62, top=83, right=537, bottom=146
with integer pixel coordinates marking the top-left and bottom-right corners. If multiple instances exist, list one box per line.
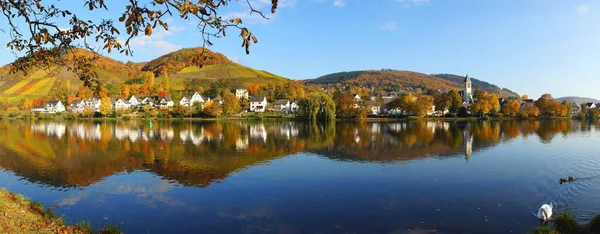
left=69, top=123, right=102, bottom=140
left=371, top=123, right=382, bottom=134
left=31, top=123, right=67, bottom=139
left=463, top=124, right=473, bottom=161
left=278, top=123, right=299, bottom=139
left=236, top=136, right=249, bottom=151
left=250, top=124, right=267, bottom=142
left=180, top=127, right=205, bottom=146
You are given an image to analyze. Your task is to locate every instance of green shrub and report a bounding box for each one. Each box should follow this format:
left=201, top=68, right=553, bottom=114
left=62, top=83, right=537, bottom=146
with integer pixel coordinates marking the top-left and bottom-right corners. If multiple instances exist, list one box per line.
left=531, top=226, right=558, bottom=234
left=553, top=207, right=585, bottom=234
left=588, top=214, right=600, bottom=233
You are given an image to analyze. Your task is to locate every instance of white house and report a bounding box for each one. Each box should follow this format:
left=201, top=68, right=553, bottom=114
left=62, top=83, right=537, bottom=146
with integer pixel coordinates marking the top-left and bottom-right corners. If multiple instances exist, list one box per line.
left=236, top=87, right=249, bottom=99
left=70, top=100, right=86, bottom=112
left=290, top=101, right=299, bottom=114
left=272, top=100, right=291, bottom=113
left=180, top=92, right=205, bottom=107
left=86, top=98, right=102, bottom=112
left=249, top=96, right=267, bottom=112
left=141, top=97, right=155, bottom=107
left=158, top=96, right=175, bottom=109
left=45, top=100, right=66, bottom=113
left=31, top=106, right=46, bottom=113
left=114, top=98, right=132, bottom=110
left=129, top=95, right=141, bottom=107
left=365, top=101, right=381, bottom=116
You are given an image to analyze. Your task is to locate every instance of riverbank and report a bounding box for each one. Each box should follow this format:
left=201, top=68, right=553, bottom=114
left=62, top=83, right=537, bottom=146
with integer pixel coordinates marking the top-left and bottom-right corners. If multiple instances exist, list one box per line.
left=0, top=189, right=120, bottom=234
left=0, top=112, right=589, bottom=122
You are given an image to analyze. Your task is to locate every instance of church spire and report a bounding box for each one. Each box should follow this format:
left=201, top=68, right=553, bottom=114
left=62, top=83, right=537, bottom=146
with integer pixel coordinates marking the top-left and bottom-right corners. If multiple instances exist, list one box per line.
left=464, top=74, right=471, bottom=83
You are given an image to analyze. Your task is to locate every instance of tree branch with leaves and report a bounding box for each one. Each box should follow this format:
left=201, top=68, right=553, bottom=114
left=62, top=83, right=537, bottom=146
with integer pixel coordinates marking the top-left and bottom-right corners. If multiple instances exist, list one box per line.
left=0, top=0, right=277, bottom=92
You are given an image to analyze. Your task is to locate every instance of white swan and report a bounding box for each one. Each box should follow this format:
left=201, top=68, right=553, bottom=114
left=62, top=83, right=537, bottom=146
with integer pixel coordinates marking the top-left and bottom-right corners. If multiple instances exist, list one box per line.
left=537, top=203, right=553, bottom=222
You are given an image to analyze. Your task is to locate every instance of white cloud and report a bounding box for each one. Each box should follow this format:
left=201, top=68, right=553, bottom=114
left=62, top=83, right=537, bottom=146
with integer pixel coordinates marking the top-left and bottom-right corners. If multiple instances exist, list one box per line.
left=576, top=4, right=590, bottom=15
left=333, top=0, right=346, bottom=7
left=230, top=57, right=243, bottom=64
left=128, top=28, right=184, bottom=55
left=378, top=21, right=399, bottom=31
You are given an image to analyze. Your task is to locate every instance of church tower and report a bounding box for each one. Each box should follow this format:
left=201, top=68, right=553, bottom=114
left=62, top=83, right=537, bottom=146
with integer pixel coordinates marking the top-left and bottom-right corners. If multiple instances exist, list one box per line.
left=463, top=74, right=472, bottom=103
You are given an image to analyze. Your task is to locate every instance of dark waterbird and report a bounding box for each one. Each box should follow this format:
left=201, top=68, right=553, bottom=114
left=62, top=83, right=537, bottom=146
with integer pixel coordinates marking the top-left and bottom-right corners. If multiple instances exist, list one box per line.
left=559, top=176, right=577, bottom=184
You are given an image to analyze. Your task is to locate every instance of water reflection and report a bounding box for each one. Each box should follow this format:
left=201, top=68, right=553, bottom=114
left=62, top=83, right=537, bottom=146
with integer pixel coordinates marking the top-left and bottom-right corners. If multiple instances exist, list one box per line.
left=1, top=119, right=598, bottom=190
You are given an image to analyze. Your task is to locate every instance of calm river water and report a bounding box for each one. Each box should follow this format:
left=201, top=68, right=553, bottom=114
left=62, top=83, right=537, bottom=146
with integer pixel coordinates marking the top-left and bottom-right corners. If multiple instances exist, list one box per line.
left=1, top=119, right=600, bottom=233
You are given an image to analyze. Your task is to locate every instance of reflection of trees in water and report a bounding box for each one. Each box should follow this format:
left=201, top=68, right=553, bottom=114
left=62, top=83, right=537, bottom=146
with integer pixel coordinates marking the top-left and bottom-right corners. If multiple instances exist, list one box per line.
left=0, top=119, right=596, bottom=189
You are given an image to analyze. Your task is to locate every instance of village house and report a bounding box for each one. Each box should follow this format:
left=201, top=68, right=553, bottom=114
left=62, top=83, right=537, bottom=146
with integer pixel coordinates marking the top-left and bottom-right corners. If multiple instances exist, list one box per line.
left=572, top=104, right=581, bottom=116
left=140, top=97, right=156, bottom=107
left=236, top=87, right=249, bottom=99
left=249, top=96, right=267, bottom=112
left=158, top=96, right=175, bottom=109
left=365, top=100, right=381, bottom=116
left=212, top=98, right=223, bottom=105
left=290, top=101, right=299, bottom=114
left=86, top=98, right=102, bottom=112
left=30, top=106, right=46, bottom=113
left=180, top=92, right=206, bottom=107
left=113, top=98, right=132, bottom=110
left=33, top=100, right=66, bottom=114
left=129, top=95, right=141, bottom=107
left=272, top=100, right=291, bottom=113
left=585, top=102, right=597, bottom=109
left=69, top=100, right=86, bottom=112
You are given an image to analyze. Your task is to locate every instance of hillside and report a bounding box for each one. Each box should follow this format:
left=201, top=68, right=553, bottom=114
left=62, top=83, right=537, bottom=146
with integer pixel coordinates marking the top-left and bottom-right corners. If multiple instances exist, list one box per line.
left=140, top=47, right=288, bottom=89
left=555, top=96, right=600, bottom=105
left=0, top=49, right=135, bottom=103
left=0, top=47, right=288, bottom=104
left=305, top=70, right=519, bottom=97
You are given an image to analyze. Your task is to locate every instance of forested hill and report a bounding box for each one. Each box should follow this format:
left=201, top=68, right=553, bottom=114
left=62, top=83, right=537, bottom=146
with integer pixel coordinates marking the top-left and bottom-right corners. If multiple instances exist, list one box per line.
left=305, top=70, right=518, bottom=97
left=432, top=73, right=518, bottom=97
left=0, top=47, right=288, bottom=104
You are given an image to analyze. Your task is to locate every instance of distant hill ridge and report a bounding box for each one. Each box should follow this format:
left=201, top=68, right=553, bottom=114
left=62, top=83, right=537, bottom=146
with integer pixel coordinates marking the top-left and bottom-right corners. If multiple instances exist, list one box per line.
left=305, top=70, right=519, bottom=97
left=0, top=47, right=289, bottom=103
left=555, top=96, right=600, bottom=105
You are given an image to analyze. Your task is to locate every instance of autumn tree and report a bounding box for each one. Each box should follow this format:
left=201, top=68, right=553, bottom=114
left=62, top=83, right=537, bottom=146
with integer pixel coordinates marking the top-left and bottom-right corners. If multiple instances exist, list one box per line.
left=141, top=72, right=155, bottom=87
left=67, top=93, right=77, bottom=105
left=521, top=95, right=529, bottom=101
left=247, top=85, right=260, bottom=96
left=82, top=106, right=95, bottom=118
left=99, top=97, right=113, bottom=116
left=389, top=92, right=416, bottom=116
left=202, top=100, right=222, bottom=117
left=77, top=86, right=93, bottom=99
left=562, top=100, right=572, bottom=117
left=1, top=98, right=9, bottom=111
left=433, top=92, right=450, bottom=115
left=161, top=70, right=170, bottom=90
left=501, top=100, right=520, bottom=116
left=411, top=95, right=434, bottom=117
left=22, top=98, right=33, bottom=110
left=1, top=0, right=276, bottom=91
left=221, top=91, right=240, bottom=116
left=447, top=90, right=463, bottom=113
left=121, top=85, right=131, bottom=98
left=335, top=93, right=357, bottom=118
left=520, top=104, right=540, bottom=118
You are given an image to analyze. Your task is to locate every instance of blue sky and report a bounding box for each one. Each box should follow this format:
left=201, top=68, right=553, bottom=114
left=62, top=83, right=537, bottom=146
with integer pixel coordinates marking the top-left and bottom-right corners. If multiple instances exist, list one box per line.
left=1, top=0, right=600, bottom=99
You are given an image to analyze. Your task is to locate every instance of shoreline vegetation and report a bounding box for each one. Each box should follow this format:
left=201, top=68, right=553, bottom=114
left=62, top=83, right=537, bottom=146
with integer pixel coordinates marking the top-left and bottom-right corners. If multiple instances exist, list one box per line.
left=0, top=111, right=589, bottom=122
left=2, top=188, right=600, bottom=234
left=0, top=189, right=121, bottom=234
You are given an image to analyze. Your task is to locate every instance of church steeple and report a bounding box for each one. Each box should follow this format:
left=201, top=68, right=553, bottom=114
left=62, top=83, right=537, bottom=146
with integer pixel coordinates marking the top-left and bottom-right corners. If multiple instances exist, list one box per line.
left=463, top=74, right=472, bottom=103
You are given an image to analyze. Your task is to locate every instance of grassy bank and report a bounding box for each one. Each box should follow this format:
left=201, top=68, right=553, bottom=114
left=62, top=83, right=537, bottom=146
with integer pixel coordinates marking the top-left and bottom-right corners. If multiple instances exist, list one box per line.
left=532, top=208, right=600, bottom=234
left=0, top=189, right=120, bottom=234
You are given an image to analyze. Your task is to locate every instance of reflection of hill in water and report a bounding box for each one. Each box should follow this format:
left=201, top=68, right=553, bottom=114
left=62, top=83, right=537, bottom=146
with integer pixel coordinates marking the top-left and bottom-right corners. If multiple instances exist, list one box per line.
left=0, top=119, right=597, bottom=189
